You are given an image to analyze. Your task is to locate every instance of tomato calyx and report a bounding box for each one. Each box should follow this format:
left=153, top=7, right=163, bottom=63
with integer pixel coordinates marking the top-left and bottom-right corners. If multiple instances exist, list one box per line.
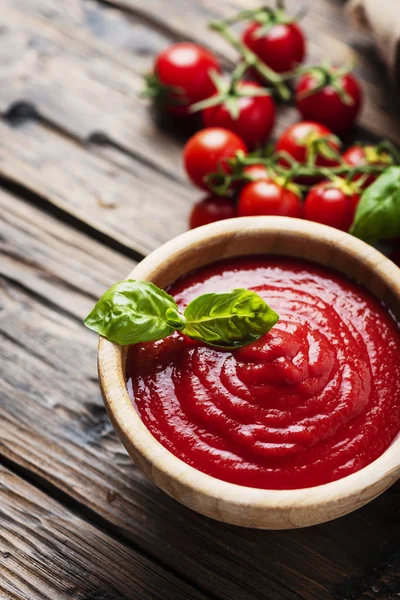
left=363, top=145, right=392, bottom=165
left=286, top=131, right=341, bottom=166
left=303, top=133, right=341, bottom=163
left=319, top=175, right=362, bottom=197
left=238, top=3, right=294, bottom=39
left=142, top=72, right=187, bottom=111
left=218, top=1, right=294, bottom=33
left=297, top=63, right=356, bottom=105
left=273, top=175, right=302, bottom=197
left=205, top=149, right=250, bottom=195
left=366, top=140, right=400, bottom=165
left=189, top=67, right=271, bottom=120
left=209, top=20, right=291, bottom=100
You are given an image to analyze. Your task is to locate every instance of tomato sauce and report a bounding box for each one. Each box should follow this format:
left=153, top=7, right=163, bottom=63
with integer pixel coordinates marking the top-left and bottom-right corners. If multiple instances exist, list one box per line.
left=126, top=257, right=400, bottom=489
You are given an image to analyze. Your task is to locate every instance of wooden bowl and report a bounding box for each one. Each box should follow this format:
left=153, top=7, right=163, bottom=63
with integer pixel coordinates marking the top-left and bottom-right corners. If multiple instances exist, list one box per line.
left=98, top=217, right=400, bottom=529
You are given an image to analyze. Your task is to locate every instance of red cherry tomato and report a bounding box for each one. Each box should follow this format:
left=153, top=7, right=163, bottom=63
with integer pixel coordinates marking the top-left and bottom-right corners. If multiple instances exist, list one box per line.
left=304, top=182, right=360, bottom=231
left=243, top=22, right=306, bottom=74
left=154, top=43, right=221, bottom=116
left=183, top=128, right=247, bottom=190
left=189, top=196, right=236, bottom=229
left=276, top=121, right=340, bottom=185
left=296, top=68, right=362, bottom=134
left=243, top=164, right=270, bottom=181
left=238, top=180, right=303, bottom=218
left=342, top=145, right=392, bottom=189
left=202, top=82, right=275, bottom=149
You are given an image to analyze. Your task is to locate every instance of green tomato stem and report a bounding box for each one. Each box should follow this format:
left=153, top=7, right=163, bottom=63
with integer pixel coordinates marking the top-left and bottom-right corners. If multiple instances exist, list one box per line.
left=209, top=21, right=291, bottom=101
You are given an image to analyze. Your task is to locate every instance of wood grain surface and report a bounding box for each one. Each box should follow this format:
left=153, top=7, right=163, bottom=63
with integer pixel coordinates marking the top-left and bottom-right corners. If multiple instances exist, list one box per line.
left=1, top=189, right=399, bottom=599
left=0, top=119, right=192, bottom=255
left=0, top=465, right=207, bottom=600
left=1, top=0, right=400, bottom=598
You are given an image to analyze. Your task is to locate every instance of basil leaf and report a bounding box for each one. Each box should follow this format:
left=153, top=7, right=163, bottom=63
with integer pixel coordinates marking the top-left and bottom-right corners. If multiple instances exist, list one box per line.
left=84, top=280, right=184, bottom=345
left=183, top=288, right=279, bottom=349
left=350, top=166, right=400, bottom=243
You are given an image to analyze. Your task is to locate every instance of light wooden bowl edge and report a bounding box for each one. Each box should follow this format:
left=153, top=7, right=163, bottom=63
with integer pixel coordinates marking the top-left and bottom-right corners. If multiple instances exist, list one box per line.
left=98, top=217, right=400, bottom=529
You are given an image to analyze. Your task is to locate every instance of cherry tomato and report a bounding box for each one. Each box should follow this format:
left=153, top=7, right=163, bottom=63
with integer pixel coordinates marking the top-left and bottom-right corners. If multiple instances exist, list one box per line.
left=243, top=164, right=270, bottom=181
left=296, top=67, right=362, bottom=134
left=276, top=121, right=340, bottom=185
left=189, top=196, right=236, bottom=229
left=183, top=128, right=247, bottom=190
left=153, top=43, right=221, bottom=116
left=238, top=180, right=303, bottom=218
left=202, top=82, right=275, bottom=149
left=243, top=22, right=305, bottom=74
left=342, top=145, right=392, bottom=189
left=276, top=122, right=339, bottom=165
left=304, top=181, right=360, bottom=231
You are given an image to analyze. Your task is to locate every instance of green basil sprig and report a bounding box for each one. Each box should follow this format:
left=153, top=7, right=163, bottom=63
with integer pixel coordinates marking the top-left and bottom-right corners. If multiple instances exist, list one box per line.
left=84, top=280, right=279, bottom=349
left=350, top=166, right=400, bottom=244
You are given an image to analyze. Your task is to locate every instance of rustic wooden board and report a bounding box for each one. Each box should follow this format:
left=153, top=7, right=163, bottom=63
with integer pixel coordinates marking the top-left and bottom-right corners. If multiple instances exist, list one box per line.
left=0, top=184, right=133, bottom=319
left=2, top=1, right=400, bottom=598
left=10, top=0, right=170, bottom=73
left=0, top=119, right=193, bottom=255
left=0, top=3, right=188, bottom=177
left=0, top=465, right=208, bottom=600
left=1, top=189, right=399, bottom=600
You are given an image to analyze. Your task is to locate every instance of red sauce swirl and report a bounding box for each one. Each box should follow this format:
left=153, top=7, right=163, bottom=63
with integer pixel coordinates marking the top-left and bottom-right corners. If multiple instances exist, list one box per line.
left=127, top=257, right=400, bottom=489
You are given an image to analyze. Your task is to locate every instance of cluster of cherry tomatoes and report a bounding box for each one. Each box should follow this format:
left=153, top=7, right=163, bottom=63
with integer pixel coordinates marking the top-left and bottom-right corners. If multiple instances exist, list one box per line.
left=144, top=2, right=394, bottom=233
left=184, top=122, right=392, bottom=230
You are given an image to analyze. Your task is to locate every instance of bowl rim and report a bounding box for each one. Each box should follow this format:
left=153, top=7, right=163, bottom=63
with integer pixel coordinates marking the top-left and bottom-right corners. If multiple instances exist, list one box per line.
left=98, top=217, right=400, bottom=527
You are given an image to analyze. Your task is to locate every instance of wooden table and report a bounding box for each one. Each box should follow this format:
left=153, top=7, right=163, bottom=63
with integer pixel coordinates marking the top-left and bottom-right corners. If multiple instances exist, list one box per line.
left=1, top=1, right=399, bottom=598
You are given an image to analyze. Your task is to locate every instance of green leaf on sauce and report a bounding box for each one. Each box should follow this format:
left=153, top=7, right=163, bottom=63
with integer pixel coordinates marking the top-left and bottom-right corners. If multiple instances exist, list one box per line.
left=183, top=288, right=279, bottom=348
left=350, top=166, right=400, bottom=244
left=84, top=281, right=279, bottom=349
left=84, top=280, right=184, bottom=345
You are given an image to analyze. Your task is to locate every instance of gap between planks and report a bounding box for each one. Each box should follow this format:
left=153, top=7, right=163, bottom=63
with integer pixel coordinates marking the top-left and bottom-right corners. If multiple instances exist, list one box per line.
left=0, top=173, right=147, bottom=264
left=0, top=114, right=194, bottom=256
left=0, top=460, right=212, bottom=600
left=1, top=187, right=399, bottom=600
left=0, top=454, right=221, bottom=600
left=0, top=188, right=339, bottom=600
left=0, top=188, right=223, bottom=599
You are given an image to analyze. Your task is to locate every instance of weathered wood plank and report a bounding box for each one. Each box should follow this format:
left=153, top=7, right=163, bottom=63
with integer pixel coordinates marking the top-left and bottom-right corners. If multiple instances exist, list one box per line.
left=0, top=3, right=188, bottom=176
left=0, top=194, right=313, bottom=600
left=0, top=465, right=208, bottom=600
left=10, top=0, right=171, bottom=73
left=0, top=179, right=133, bottom=318
left=0, top=119, right=192, bottom=255
left=102, top=0, right=400, bottom=142
left=1, top=188, right=399, bottom=600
